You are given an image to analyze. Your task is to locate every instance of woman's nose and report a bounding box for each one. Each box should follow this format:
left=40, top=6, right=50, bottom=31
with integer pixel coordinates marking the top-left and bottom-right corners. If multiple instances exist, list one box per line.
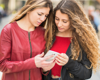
left=40, top=16, right=46, bottom=22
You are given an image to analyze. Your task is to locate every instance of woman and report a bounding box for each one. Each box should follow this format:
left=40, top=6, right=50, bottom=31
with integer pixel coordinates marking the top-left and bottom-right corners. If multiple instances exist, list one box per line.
left=0, top=0, right=54, bottom=80
left=43, top=0, right=100, bottom=80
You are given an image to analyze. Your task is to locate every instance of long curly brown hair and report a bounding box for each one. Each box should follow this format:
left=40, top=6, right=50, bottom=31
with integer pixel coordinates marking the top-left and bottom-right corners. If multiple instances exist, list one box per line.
left=45, top=0, right=100, bottom=71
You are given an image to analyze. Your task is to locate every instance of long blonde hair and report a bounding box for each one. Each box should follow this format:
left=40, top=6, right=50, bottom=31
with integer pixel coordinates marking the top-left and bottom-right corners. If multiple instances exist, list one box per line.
left=45, top=0, right=100, bottom=71
left=10, top=0, right=53, bottom=28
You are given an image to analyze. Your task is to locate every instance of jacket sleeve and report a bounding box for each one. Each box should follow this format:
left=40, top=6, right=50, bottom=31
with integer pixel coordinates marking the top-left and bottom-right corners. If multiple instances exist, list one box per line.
left=0, top=25, right=37, bottom=73
left=64, top=49, right=92, bottom=79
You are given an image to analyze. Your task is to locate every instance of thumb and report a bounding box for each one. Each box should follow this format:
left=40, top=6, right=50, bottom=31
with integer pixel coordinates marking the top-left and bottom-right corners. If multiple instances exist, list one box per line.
left=39, top=52, right=44, bottom=57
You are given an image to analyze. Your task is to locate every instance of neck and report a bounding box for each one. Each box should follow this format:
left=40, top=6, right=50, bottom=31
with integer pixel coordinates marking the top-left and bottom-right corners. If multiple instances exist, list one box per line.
left=17, top=15, right=35, bottom=32
left=56, top=30, right=72, bottom=37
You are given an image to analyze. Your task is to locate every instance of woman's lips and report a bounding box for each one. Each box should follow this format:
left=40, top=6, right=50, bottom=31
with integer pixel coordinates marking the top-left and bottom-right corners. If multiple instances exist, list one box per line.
left=58, top=27, right=63, bottom=30
left=37, top=22, right=42, bottom=25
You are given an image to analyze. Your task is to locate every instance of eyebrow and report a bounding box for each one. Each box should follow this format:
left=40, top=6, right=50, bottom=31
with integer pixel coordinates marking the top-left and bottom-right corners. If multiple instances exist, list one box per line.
left=55, top=16, right=69, bottom=21
left=38, top=12, right=49, bottom=15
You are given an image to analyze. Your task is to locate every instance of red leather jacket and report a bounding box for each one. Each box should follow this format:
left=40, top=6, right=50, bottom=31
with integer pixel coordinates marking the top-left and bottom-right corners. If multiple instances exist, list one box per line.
left=0, top=21, right=46, bottom=80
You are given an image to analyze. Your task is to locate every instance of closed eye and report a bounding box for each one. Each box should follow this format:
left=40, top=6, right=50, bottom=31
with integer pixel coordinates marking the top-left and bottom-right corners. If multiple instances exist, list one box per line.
left=55, top=17, right=59, bottom=21
left=38, top=13, right=42, bottom=16
left=63, top=20, right=67, bottom=23
left=62, top=19, right=69, bottom=23
left=45, top=15, right=48, bottom=17
left=38, top=13, right=48, bottom=18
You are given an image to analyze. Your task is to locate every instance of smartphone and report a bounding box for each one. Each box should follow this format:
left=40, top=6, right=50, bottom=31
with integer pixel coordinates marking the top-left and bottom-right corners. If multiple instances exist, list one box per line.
left=44, top=50, right=59, bottom=61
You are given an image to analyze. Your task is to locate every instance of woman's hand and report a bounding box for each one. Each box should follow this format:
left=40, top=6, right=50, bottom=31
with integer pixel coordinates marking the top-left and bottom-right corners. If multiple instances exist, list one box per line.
left=42, top=59, right=55, bottom=72
left=55, top=53, right=69, bottom=66
left=35, top=52, right=55, bottom=68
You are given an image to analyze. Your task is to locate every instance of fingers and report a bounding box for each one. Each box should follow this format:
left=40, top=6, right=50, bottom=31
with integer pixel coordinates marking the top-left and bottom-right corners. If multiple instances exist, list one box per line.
left=58, top=53, right=68, bottom=59
left=43, top=54, right=54, bottom=61
left=42, top=62, right=55, bottom=71
left=55, top=53, right=69, bottom=66
left=56, top=57, right=65, bottom=65
left=41, top=59, right=55, bottom=67
left=56, top=54, right=67, bottom=62
left=55, top=55, right=65, bottom=66
left=41, top=57, right=55, bottom=67
left=35, top=52, right=55, bottom=68
left=55, top=60, right=63, bottom=66
left=39, top=52, right=44, bottom=57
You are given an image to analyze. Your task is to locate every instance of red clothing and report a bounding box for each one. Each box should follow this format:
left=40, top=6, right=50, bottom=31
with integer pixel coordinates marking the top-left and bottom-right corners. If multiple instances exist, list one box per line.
left=0, top=22, right=46, bottom=80
left=51, top=36, right=71, bottom=77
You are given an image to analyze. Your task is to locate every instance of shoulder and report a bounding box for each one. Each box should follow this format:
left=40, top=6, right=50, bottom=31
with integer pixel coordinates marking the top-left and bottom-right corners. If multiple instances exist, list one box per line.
left=0, top=22, right=16, bottom=39
left=1, top=22, right=17, bottom=37
left=2, top=22, right=15, bottom=32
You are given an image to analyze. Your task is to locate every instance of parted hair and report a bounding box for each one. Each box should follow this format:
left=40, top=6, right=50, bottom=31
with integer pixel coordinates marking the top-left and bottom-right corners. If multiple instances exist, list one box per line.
left=45, top=0, right=100, bottom=71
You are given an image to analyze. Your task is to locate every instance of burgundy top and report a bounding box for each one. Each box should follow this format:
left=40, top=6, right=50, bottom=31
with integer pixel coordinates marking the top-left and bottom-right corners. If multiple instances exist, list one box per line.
left=50, top=36, right=71, bottom=77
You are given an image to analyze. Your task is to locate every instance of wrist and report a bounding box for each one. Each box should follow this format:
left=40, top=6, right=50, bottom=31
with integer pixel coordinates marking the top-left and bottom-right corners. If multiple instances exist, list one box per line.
left=41, top=68, right=50, bottom=76
left=42, top=68, right=48, bottom=72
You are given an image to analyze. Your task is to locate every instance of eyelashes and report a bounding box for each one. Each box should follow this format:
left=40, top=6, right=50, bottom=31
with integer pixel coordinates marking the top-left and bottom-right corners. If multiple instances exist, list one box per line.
left=55, top=18, right=68, bottom=23
left=38, top=13, right=42, bottom=16
left=37, top=13, right=48, bottom=17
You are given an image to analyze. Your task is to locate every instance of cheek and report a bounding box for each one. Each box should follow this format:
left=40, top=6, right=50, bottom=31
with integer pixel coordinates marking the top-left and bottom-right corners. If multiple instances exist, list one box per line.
left=43, top=17, right=47, bottom=22
left=29, top=14, right=39, bottom=22
left=55, top=20, right=58, bottom=26
left=64, top=23, right=70, bottom=29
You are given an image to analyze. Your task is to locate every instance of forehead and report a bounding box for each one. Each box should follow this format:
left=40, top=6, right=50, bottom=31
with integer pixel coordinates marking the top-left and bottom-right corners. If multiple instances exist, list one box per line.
left=32, top=7, right=50, bottom=14
left=55, top=10, right=69, bottom=19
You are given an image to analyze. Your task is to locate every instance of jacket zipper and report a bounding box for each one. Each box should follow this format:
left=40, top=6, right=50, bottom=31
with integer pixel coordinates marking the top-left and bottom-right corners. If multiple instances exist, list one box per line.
left=60, top=67, right=62, bottom=80
left=28, top=32, right=32, bottom=80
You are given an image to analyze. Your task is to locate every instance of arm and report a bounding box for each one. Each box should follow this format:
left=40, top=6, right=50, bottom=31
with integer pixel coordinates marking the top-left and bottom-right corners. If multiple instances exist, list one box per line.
left=64, top=49, right=92, bottom=79
left=0, top=25, right=36, bottom=73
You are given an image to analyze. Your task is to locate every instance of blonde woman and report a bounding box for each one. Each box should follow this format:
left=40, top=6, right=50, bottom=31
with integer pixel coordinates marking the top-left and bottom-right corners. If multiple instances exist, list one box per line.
left=43, top=0, right=100, bottom=80
left=0, top=0, right=54, bottom=80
